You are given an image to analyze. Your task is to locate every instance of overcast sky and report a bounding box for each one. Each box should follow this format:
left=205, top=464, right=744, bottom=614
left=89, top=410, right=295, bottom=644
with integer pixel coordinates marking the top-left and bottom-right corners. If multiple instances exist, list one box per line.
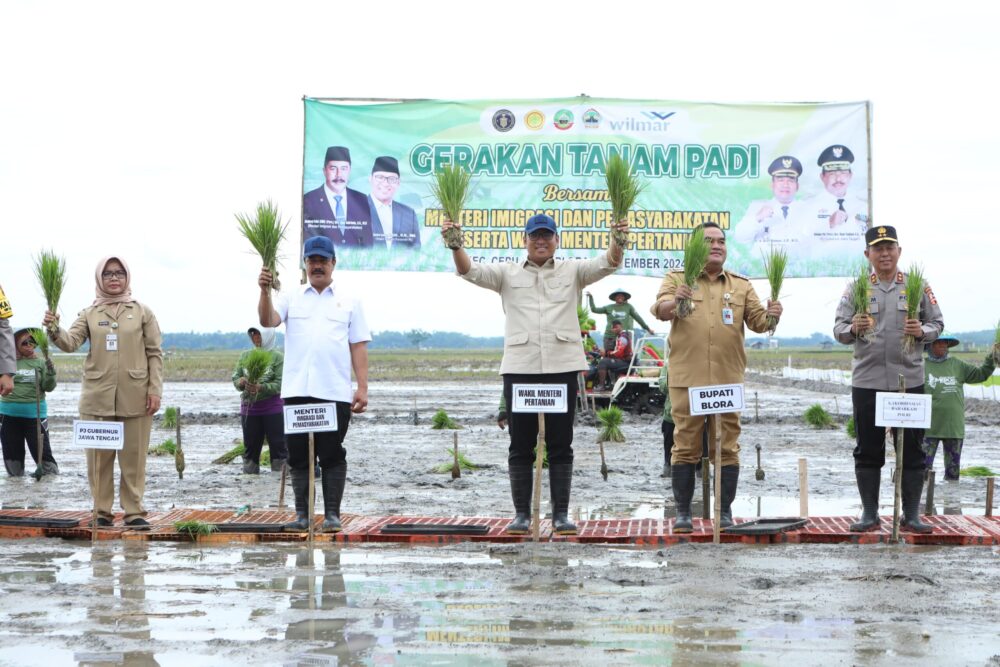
left=2, top=1, right=996, bottom=339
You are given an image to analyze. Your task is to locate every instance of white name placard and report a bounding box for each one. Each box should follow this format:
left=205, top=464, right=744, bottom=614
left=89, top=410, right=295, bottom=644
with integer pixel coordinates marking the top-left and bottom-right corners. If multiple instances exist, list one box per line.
left=72, top=420, right=125, bottom=450
left=875, top=392, right=932, bottom=428
left=283, top=403, right=339, bottom=434
left=512, top=384, right=568, bottom=413
left=688, top=383, right=745, bottom=416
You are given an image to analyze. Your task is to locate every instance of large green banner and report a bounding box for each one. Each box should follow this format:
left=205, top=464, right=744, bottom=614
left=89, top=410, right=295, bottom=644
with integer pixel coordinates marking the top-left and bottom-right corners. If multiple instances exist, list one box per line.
left=302, top=97, right=870, bottom=278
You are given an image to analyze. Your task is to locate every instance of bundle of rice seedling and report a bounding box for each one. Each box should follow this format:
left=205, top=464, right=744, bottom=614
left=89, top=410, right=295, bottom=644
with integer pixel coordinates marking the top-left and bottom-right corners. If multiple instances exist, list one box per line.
left=960, top=465, right=997, bottom=477
left=29, top=328, right=49, bottom=360
left=242, top=348, right=274, bottom=388
left=845, top=416, right=856, bottom=439
left=33, top=250, right=67, bottom=334
left=804, top=404, right=833, bottom=429
left=901, top=264, right=925, bottom=354
left=676, top=227, right=709, bottom=318
left=431, top=409, right=460, bottom=430
left=597, top=405, right=625, bottom=443
left=604, top=154, right=645, bottom=249
left=236, top=199, right=289, bottom=290
left=992, top=319, right=1000, bottom=365
left=848, top=264, right=875, bottom=343
left=430, top=164, right=471, bottom=249
left=432, top=448, right=481, bottom=474
left=761, top=245, right=788, bottom=334
left=174, top=520, right=218, bottom=538
left=210, top=440, right=271, bottom=466
left=148, top=438, right=177, bottom=456
left=162, top=406, right=179, bottom=429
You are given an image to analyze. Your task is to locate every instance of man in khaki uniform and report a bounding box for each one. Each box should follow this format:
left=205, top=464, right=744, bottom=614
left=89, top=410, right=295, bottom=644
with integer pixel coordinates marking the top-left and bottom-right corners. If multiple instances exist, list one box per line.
left=443, top=213, right=628, bottom=535
left=651, top=223, right=782, bottom=532
left=44, top=258, right=163, bottom=528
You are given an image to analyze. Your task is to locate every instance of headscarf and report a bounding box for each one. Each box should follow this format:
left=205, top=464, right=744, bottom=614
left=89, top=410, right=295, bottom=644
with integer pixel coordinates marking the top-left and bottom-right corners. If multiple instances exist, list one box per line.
left=92, top=256, right=136, bottom=306
left=248, top=326, right=277, bottom=350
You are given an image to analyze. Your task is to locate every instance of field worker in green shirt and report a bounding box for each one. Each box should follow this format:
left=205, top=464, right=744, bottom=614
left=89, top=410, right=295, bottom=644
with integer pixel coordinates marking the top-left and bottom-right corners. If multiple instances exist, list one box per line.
left=586, top=288, right=654, bottom=352
left=0, top=327, right=58, bottom=476
left=923, top=333, right=996, bottom=481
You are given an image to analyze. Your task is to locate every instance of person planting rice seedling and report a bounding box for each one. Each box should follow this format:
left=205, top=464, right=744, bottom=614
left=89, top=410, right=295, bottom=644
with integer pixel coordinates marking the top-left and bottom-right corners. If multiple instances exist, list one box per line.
left=834, top=225, right=943, bottom=533
left=257, top=235, right=370, bottom=533
left=652, top=222, right=782, bottom=532
left=443, top=211, right=629, bottom=535
left=232, top=326, right=287, bottom=474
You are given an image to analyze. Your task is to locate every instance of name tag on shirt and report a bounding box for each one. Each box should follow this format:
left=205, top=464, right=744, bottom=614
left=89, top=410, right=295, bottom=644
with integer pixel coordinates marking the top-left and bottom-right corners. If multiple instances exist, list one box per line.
left=106, top=334, right=118, bottom=351
left=722, top=308, right=734, bottom=325
left=512, top=384, right=568, bottom=413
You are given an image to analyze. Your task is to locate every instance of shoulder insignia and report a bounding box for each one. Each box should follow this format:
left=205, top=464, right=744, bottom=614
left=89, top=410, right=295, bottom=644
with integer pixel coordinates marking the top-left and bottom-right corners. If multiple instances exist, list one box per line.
left=895, top=272, right=904, bottom=284
left=924, top=284, right=937, bottom=305
left=725, top=270, right=750, bottom=281
left=869, top=272, right=878, bottom=284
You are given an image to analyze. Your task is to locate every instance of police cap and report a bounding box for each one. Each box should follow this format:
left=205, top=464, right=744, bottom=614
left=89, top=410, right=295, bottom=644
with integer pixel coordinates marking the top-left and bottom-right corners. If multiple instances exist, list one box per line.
left=767, top=155, right=802, bottom=178
left=817, top=145, right=854, bottom=172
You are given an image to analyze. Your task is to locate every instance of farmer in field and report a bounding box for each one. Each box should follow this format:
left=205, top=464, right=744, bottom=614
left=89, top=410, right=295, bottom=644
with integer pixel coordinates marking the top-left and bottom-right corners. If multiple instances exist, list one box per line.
left=595, top=320, right=632, bottom=390
left=232, top=326, right=288, bottom=474
left=651, top=222, right=781, bottom=533
left=586, top=288, right=654, bottom=352
left=257, top=235, right=370, bottom=533
left=0, top=327, right=58, bottom=476
left=834, top=225, right=943, bottom=533
left=443, top=212, right=629, bottom=535
left=923, top=333, right=995, bottom=481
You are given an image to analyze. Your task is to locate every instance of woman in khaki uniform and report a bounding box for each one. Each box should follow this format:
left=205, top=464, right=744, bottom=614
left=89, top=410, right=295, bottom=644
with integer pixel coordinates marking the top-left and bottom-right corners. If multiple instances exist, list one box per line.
left=43, top=257, right=163, bottom=528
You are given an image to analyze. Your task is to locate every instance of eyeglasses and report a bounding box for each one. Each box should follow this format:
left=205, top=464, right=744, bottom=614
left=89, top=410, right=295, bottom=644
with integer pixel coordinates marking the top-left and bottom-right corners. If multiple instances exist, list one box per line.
left=372, top=174, right=400, bottom=185
left=102, top=270, right=127, bottom=279
left=528, top=230, right=555, bottom=240
left=19, top=338, right=36, bottom=347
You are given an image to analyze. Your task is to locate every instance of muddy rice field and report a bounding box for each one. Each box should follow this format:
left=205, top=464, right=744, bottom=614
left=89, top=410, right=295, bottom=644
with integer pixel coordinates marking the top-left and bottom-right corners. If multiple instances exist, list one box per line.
left=1, top=372, right=999, bottom=665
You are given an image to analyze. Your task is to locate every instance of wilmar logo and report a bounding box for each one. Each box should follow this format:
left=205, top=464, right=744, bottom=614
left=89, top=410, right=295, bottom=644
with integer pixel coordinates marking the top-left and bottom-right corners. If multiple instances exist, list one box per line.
left=492, top=109, right=515, bottom=132
left=608, top=110, right=676, bottom=133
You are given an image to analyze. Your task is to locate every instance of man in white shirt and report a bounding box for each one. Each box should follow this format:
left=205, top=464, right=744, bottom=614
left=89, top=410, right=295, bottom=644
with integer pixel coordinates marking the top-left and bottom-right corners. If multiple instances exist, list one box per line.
left=733, top=155, right=805, bottom=252
left=799, top=144, right=870, bottom=258
left=367, top=156, right=420, bottom=250
left=257, top=236, right=371, bottom=532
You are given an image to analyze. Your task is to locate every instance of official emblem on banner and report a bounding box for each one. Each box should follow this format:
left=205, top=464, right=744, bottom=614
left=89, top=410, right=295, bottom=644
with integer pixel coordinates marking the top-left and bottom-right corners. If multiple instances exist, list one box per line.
left=553, top=109, right=574, bottom=131
left=492, top=109, right=515, bottom=132
left=524, top=110, right=545, bottom=130
left=583, top=108, right=601, bottom=129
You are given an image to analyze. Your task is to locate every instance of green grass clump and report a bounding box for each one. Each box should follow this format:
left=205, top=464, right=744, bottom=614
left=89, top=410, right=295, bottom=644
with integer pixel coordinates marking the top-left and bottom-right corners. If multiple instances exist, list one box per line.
left=433, top=448, right=481, bottom=473
left=597, top=405, right=625, bottom=443
left=902, top=264, right=925, bottom=354
left=162, top=406, right=179, bottom=429
left=430, top=164, right=472, bottom=249
left=236, top=199, right=289, bottom=290
left=677, top=227, right=709, bottom=318
left=34, top=250, right=67, bottom=334
left=845, top=416, right=856, bottom=439
left=959, top=466, right=996, bottom=477
left=211, top=441, right=270, bottom=466
left=431, top=409, right=460, bottom=430
left=604, top=153, right=645, bottom=248
left=242, top=348, right=274, bottom=387
left=849, top=264, right=875, bottom=343
left=761, top=245, right=788, bottom=334
left=803, top=404, right=833, bottom=429
left=149, top=439, right=177, bottom=456
left=174, top=520, right=218, bottom=538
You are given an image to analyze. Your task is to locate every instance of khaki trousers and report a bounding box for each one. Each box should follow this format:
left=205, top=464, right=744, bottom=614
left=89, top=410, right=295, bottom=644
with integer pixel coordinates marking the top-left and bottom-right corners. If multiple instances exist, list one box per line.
left=82, top=414, right=151, bottom=521
left=668, top=387, right=741, bottom=466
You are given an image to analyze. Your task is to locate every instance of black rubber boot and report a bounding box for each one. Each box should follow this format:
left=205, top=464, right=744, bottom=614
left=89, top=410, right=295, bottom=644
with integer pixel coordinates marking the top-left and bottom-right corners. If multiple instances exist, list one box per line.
left=242, top=457, right=260, bottom=475
left=672, top=463, right=696, bottom=533
left=901, top=469, right=933, bottom=534
left=39, top=461, right=59, bottom=475
left=505, top=464, right=533, bottom=534
left=849, top=468, right=881, bottom=532
left=270, top=457, right=287, bottom=473
left=283, top=468, right=311, bottom=531
left=321, top=465, right=347, bottom=533
left=549, top=463, right=578, bottom=535
left=4, top=459, right=24, bottom=477
left=719, top=466, right=739, bottom=528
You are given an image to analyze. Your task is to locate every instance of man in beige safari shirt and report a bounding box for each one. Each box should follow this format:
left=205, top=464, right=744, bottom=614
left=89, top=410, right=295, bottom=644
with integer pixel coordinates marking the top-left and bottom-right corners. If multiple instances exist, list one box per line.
left=443, top=213, right=628, bottom=535
left=651, top=222, right=782, bottom=533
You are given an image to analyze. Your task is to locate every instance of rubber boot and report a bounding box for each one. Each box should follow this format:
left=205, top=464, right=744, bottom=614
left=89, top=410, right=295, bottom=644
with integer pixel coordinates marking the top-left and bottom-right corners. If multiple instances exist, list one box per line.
left=505, top=464, right=533, bottom=534
left=321, top=465, right=347, bottom=533
left=671, top=463, right=696, bottom=533
left=242, top=457, right=260, bottom=475
left=4, top=459, right=24, bottom=477
left=901, top=469, right=933, bottom=534
left=549, top=463, right=578, bottom=535
left=849, top=468, right=881, bottom=532
left=661, top=438, right=672, bottom=478
left=719, top=466, right=739, bottom=528
left=39, top=461, right=59, bottom=476
left=270, top=457, right=287, bottom=473
left=283, top=468, right=311, bottom=531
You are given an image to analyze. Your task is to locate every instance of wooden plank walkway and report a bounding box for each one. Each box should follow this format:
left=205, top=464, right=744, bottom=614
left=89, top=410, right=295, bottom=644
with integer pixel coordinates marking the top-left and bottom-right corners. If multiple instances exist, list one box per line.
left=0, top=509, right=997, bottom=546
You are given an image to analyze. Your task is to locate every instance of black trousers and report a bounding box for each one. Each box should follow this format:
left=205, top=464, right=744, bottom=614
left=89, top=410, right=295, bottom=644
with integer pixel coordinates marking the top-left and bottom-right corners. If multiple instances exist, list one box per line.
left=0, top=415, right=57, bottom=467
left=241, top=412, right=288, bottom=463
left=503, top=372, right=578, bottom=466
left=852, top=385, right=926, bottom=471
left=283, top=397, right=352, bottom=471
